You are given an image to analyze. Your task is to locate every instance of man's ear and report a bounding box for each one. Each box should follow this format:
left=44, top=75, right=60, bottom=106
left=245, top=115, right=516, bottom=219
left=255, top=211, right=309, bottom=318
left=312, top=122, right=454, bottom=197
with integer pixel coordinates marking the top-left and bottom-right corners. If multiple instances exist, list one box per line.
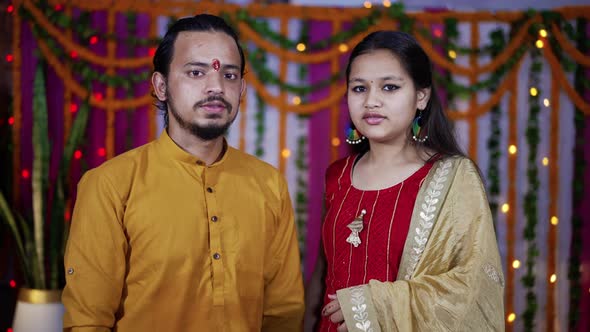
left=417, top=87, right=431, bottom=110
left=152, top=72, right=167, bottom=101
left=240, top=78, right=246, bottom=99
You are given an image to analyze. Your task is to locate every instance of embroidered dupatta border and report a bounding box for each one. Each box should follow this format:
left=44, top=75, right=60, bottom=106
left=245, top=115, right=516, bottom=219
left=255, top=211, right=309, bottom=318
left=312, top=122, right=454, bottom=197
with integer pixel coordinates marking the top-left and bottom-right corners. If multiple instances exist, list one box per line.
left=397, top=157, right=460, bottom=281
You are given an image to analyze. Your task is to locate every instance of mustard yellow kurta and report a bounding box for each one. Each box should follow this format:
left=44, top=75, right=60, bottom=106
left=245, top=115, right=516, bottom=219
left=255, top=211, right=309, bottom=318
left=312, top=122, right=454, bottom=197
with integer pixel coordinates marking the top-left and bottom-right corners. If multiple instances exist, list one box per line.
left=62, top=131, right=304, bottom=332
left=336, top=157, right=505, bottom=332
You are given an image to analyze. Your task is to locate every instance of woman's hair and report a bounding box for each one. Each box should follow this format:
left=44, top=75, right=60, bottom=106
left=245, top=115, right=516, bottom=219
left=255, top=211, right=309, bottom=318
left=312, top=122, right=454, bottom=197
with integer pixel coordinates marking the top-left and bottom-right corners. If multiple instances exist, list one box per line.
left=345, top=30, right=464, bottom=158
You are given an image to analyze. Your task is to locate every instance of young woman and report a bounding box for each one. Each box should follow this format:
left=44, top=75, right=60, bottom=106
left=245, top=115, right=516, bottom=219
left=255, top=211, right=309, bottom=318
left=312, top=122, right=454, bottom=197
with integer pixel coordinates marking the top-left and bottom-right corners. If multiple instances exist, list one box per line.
left=304, top=31, right=504, bottom=332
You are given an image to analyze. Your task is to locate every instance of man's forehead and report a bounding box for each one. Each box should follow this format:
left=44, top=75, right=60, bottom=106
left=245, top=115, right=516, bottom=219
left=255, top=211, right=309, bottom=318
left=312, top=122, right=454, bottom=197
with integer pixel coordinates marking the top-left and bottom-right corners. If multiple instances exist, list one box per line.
left=175, top=30, right=237, bottom=50
left=173, top=31, right=240, bottom=65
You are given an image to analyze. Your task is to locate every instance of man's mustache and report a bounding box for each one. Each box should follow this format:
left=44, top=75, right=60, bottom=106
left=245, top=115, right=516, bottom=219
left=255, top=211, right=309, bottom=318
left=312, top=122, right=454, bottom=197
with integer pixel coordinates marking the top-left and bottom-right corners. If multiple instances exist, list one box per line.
left=194, top=96, right=232, bottom=112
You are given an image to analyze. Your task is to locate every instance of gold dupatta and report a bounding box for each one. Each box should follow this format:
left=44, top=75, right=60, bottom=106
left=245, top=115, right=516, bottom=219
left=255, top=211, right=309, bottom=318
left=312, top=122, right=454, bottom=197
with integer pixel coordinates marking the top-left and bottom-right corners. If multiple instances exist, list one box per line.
left=336, top=157, right=505, bottom=332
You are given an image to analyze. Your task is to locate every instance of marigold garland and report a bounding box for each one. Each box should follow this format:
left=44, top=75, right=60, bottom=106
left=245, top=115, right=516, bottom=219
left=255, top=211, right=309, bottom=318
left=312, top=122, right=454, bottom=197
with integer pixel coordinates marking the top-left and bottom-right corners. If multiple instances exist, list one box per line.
left=15, top=0, right=590, bottom=116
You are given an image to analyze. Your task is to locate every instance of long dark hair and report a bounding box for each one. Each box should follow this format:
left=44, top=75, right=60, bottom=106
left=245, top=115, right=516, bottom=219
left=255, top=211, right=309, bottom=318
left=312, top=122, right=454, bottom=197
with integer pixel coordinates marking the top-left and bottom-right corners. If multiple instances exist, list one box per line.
left=345, top=30, right=464, bottom=158
left=152, top=14, right=245, bottom=126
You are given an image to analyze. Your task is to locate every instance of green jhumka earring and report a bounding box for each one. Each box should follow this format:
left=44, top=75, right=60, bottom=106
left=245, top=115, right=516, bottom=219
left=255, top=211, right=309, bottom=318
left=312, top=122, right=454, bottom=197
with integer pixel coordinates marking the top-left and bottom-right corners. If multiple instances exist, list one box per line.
left=412, top=109, right=428, bottom=143
left=346, top=127, right=366, bottom=145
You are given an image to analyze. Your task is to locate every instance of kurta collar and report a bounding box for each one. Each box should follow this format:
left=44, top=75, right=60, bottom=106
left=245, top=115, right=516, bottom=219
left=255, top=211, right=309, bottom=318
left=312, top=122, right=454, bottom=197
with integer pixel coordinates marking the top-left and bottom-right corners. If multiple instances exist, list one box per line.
left=156, top=129, right=230, bottom=166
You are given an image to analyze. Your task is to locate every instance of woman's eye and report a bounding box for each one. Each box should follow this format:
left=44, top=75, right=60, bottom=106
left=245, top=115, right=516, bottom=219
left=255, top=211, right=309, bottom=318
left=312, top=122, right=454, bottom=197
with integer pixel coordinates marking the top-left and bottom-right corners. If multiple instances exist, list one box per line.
left=351, top=86, right=366, bottom=93
left=383, top=84, right=399, bottom=91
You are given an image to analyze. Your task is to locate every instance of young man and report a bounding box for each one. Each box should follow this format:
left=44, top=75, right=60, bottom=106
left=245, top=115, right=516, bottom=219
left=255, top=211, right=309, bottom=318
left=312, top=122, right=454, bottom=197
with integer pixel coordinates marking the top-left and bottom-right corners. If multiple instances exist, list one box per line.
left=62, top=14, right=304, bottom=331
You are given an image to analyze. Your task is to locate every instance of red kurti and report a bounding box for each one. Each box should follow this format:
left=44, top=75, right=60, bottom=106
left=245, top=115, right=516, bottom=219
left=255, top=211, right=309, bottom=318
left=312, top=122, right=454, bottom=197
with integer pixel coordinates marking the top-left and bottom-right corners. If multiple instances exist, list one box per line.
left=319, top=154, right=435, bottom=332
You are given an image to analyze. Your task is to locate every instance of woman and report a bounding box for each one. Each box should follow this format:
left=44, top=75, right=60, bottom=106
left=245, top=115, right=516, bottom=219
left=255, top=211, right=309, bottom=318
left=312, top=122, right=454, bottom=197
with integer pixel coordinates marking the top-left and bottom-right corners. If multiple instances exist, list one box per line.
left=304, top=31, right=504, bottom=332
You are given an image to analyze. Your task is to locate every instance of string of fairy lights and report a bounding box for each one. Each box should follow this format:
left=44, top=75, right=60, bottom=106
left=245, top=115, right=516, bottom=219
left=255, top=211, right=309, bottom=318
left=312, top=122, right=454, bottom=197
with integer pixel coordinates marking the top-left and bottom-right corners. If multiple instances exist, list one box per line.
left=2, top=1, right=590, bottom=330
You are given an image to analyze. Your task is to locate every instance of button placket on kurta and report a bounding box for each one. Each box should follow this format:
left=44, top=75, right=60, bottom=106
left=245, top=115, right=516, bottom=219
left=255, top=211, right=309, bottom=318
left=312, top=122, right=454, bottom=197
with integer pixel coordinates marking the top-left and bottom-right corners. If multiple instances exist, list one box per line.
left=202, top=164, right=225, bottom=306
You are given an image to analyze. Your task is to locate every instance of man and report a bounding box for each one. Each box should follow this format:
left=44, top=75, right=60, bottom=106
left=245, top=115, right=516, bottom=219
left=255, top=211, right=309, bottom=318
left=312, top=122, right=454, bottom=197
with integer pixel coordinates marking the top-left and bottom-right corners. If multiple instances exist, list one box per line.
left=62, top=14, right=304, bottom=331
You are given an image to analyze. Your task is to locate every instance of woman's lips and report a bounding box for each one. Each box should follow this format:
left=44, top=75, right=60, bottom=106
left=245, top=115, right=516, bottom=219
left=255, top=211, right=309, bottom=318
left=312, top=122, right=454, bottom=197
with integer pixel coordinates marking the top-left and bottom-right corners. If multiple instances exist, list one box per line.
left=363, top=113, right=385, bottom=125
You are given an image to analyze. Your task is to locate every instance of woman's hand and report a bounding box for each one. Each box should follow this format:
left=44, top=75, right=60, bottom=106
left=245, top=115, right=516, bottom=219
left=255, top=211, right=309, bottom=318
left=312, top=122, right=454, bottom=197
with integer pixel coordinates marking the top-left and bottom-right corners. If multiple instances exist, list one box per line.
left=322, top=294, right=348, bottom=332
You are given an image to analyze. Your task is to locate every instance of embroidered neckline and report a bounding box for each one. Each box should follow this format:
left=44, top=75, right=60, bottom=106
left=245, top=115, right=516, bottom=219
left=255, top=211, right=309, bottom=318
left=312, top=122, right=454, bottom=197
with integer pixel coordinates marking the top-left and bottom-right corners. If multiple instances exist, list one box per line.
left=347, top=154, right=436, bottom=193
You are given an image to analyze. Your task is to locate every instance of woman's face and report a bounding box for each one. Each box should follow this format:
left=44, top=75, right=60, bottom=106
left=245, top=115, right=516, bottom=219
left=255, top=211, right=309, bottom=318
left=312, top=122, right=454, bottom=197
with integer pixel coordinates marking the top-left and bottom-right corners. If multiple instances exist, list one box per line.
left=347, top=49, right=430, bottom=145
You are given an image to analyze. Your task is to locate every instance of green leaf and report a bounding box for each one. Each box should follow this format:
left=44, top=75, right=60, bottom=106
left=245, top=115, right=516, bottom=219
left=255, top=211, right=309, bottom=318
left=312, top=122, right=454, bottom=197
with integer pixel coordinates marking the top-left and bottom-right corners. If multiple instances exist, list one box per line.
left=0, top=192, right=31, bottom=285
left=32, top=63, right=50, bottom=288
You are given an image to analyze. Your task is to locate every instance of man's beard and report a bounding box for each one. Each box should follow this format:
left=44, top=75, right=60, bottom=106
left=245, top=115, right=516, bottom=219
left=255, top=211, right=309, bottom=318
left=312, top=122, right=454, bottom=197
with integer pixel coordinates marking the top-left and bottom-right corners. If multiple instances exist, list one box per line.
left=168, top=94, right=236, bottom=141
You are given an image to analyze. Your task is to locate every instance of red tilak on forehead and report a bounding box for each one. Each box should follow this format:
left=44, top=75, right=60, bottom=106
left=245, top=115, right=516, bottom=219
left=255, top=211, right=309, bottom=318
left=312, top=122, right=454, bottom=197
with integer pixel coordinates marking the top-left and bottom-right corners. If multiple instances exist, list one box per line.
left=212, top=59, right=221, bottom=71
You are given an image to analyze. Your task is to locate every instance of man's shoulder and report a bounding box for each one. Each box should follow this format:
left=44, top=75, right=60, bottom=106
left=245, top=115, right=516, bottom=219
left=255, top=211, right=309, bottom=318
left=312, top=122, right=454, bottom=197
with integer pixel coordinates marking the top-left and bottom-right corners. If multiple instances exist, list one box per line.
left=82, top=141, right=156, bottom=183
left=228, top=147, right=281, bottom=175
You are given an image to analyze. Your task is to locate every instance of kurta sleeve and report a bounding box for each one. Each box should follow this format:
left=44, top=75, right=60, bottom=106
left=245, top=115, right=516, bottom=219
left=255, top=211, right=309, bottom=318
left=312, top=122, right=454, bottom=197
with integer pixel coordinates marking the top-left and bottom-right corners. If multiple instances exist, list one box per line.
left=261, top=175, right=305, bottom=332
left=336, top=159, right=505, bottom=331
left=62, top=170, right=128, bottom=332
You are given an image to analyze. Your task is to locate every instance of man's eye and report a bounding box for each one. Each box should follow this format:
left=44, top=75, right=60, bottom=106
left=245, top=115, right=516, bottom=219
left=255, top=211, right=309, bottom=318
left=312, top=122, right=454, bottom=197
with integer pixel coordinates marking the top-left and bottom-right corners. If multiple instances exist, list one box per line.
left=188, top=70, right=203, bottom=77
left=225, top=73, right=238, bottom=80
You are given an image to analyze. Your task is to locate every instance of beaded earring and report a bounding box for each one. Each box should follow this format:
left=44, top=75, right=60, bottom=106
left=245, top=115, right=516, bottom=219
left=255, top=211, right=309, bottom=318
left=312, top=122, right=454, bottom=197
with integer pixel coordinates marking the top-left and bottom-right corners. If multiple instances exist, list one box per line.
left=346, top=127, right=366, bottom=145
left=412, top=110, right=428, bottom=143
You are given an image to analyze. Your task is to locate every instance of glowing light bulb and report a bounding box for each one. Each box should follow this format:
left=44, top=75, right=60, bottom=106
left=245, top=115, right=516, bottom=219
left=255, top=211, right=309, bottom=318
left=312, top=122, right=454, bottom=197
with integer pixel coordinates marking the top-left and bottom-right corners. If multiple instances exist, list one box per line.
left=501, top=204, right=510, bottom=213
left=281, top=149, right=291, bottom=158
left=507, top=313, right=516, bottom=323
left=509, top=145, right=517, bottom=155
left=296, top=43, right=306, bottom=52
left=512, top=260, right=521, bottom=269
left=539, top=29, right=548, bottom=38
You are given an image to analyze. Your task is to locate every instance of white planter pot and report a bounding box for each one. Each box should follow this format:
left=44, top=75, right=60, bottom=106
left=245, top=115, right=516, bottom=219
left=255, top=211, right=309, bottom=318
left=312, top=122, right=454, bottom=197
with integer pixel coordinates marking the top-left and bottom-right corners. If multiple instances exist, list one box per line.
left=12, top=288, right=64, bottom=332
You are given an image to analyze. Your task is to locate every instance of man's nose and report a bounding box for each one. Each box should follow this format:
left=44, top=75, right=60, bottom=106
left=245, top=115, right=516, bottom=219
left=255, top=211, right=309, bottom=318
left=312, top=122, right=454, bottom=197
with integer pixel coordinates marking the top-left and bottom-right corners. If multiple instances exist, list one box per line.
left=205, top=73, right=224, bottom=95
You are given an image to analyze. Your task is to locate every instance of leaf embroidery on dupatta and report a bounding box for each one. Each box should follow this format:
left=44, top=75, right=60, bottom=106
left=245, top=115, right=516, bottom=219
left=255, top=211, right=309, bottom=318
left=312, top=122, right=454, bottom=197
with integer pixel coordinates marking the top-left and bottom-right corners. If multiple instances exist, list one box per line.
left=404, top=160, right=452, bottom=280
left=482, top=263, right=505, bottom=287
left=349, top=286, right=375, bottom=332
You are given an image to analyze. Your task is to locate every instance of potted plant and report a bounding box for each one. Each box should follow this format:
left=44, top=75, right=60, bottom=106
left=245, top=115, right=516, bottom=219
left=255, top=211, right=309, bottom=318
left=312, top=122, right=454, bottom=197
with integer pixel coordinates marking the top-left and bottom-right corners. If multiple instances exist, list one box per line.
left=0, top=63, right=89, bottom=332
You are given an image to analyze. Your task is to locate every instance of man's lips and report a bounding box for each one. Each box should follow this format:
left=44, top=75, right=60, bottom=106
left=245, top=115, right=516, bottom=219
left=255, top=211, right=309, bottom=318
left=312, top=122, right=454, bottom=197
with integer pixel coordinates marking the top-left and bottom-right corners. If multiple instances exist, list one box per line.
left=200, top=102, right=227, bottom=112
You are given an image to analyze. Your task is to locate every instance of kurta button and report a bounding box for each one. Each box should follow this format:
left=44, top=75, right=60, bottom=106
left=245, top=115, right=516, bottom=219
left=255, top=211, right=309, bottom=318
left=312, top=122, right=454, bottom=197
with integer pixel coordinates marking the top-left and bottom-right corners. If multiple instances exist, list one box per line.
left=211, top=216, right=218, bottom=222
left=207, top=187, right=213, bottom=193
left=67, top=268, right=74, bottom=275
left=213, top=253, right=221, bottom=260
left=196, top=161, right=204, bottom=165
